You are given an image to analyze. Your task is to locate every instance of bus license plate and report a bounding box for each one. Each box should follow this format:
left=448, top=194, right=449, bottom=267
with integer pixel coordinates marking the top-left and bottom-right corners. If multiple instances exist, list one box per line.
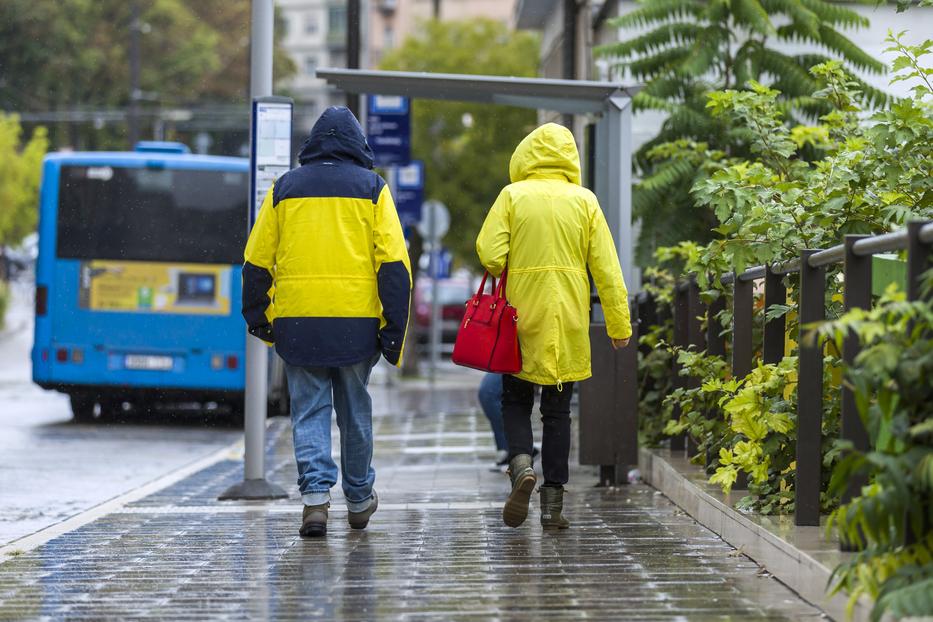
left=124, top=354, right=174, bottom=371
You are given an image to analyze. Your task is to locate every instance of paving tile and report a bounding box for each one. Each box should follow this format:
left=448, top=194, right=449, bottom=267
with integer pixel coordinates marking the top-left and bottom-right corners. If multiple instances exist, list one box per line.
left=0, top=383, right=825, bottom=621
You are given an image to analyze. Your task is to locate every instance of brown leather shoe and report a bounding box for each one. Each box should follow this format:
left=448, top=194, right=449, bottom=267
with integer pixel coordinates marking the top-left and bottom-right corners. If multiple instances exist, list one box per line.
left=348, top=490, right=378, bottom=530
left=299, top=502, right=329, bottom=538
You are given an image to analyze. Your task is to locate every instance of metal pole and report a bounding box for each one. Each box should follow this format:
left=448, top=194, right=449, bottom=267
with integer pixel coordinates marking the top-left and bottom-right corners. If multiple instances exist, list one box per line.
left=347, top=0, right=361, bottom=118
left=128, top=0, right=141, bottom=147
left=616, top=99, right=635, bottom=292
left=429, top=204, right=440, bottom=383
left=686, top=278, right=704, bottom=457
left=220, top=0, right=287, bottom=501
left=795, top=249, right=825, bottom=526
left=905, top=221, right=931, bottom=546
left=731, top=273, right=754, bottom=490
left=906, top=220, right=932, bottom=303
left=705, top=289, right=726, bottom=468
left=706, top=292, right=726, bottom=358
left=246, top=0, right=274, bottom=483
left=594, top=96, right=637, bottom=294
left=762, top=266, right=786, bottom=365
left=562, top=0, right=577, bottom=129
left=670, top=283, right=688, bottom=452
left=841, top=236, right=871, bottom=511
left=732, top=274, right=753, bottom=378
left=838, top=235, right=871, bottom=550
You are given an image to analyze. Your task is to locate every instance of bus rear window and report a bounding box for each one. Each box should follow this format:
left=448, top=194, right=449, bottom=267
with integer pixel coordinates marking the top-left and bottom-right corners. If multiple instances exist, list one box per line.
left=56, top=166, right=248, bottom=264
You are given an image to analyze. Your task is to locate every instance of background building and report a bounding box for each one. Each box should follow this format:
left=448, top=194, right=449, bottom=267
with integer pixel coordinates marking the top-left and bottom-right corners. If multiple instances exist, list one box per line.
left=277, top=0, right=348, bottom=136
left=278, top=0, right=518, bottom=136
left=368, top=0, right=517, bottom=68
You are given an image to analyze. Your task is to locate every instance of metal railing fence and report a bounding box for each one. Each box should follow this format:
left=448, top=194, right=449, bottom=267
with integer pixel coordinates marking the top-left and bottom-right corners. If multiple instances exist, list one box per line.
left=621, top=220, right=932, bottom=529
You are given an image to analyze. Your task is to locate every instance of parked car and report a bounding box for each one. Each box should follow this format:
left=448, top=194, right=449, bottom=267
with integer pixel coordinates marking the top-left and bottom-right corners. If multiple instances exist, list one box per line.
left=413, top=277, right=473, bottom=345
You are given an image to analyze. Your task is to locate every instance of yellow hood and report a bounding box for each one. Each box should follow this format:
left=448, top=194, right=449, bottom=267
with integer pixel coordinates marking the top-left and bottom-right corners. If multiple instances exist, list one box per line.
left=508, top=123, right=582, bottom=186
left=477, top=122, right=631, bottom=385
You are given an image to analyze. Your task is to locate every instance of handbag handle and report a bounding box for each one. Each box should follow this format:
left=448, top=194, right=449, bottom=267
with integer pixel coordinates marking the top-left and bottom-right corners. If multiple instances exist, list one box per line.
left=474, top=271, right=497, bottom=300
left=474, top=263, right=508, bottom=301
left=494, top=265, right=508, bottom=299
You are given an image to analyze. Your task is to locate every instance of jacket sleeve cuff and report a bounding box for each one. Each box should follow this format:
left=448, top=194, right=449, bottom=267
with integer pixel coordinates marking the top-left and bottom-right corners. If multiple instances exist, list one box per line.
left=248, top=323, right=275, bottom=345
left=602, top=302, right=632, bottom=340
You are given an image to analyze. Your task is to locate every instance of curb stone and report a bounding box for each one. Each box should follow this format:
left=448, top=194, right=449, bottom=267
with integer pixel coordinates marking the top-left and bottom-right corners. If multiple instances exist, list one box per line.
left=640, top=447, right=873, bottom=622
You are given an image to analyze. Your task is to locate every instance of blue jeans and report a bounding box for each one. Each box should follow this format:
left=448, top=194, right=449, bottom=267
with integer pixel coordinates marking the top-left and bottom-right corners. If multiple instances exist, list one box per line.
left=285, top=354, right=380, bottom=512
left=478, top=373, right=507, bottom=451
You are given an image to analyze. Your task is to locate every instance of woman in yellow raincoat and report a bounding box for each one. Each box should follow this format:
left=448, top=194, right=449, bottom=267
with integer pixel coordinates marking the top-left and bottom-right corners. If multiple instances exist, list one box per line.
left=476, top=123, right=631, bottom=530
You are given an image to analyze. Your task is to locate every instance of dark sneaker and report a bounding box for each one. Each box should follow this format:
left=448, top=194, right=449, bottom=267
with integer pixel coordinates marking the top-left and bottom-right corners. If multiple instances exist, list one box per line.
left=348, top=490, right=378, bottom=530
left=503, top=454, right=536, bottom=528
left=540, top=485, right=571, bottom=530
left=299, top=502, right=329, bottom=538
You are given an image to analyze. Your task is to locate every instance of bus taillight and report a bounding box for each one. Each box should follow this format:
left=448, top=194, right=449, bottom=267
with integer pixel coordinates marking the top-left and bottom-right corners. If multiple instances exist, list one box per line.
left=225, top=355, right=239, bottom=370
left=56, top=348, right=68, bottom=363
left=36, top=285, right=48, bottom=316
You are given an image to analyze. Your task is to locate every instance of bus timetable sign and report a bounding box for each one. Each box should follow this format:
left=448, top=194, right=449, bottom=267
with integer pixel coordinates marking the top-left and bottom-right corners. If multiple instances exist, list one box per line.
left=393, top=160, right=424, bottom=227
left=250, top=96, right=293, bottom=226
left=366, top=95, right=410, bottom=167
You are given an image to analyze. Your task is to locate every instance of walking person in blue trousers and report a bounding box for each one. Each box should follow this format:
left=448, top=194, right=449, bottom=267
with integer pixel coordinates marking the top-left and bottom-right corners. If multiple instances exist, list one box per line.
left=242, top=107, right=412, bottom=537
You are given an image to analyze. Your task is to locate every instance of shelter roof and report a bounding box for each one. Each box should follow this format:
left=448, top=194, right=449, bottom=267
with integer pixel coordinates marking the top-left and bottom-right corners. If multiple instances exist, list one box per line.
left=315, top=68, right=640, bottom=115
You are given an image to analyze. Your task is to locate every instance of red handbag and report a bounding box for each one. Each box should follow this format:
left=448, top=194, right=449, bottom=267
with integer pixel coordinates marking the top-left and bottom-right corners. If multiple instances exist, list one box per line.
left=451, top=268, right=522, bottom=373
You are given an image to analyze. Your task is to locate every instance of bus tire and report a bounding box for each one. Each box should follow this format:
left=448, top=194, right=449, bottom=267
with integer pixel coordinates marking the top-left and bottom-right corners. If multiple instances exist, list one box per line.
left=69, top=394, right=97, bottom=423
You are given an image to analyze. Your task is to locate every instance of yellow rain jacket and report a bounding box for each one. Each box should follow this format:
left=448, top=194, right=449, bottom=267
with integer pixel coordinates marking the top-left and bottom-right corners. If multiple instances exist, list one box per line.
left=242, top=107, right=412, bottom=368
left=476, top=123, right=631, bottom=386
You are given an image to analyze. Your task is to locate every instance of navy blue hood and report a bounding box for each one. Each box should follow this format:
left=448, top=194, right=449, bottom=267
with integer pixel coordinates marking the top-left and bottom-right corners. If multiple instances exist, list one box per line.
left=298, top=106, right=374, bottom=169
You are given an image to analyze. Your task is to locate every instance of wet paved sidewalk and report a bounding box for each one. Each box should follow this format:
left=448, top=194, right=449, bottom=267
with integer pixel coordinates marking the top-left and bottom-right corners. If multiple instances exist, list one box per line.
left=0, top=381, right=825, bottom=621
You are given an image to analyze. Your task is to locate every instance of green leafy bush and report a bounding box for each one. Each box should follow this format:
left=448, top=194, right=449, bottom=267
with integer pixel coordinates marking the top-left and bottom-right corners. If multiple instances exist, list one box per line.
left=637, top=267, right=676, bottom=446
left=634, top=21, right=933, bottom=617
left=816, top=281, right=933, bottom=621
left=598, top=0, right=887, bottom=263
left=646, top=34, right=932, bottom=510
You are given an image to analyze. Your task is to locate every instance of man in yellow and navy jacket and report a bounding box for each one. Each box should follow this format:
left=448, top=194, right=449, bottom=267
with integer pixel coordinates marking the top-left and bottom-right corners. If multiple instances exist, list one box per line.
left=242, top=106, right=411, bottom=538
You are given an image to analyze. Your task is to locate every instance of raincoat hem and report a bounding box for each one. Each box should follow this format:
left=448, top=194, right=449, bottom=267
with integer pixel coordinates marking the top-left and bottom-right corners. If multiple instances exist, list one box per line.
left=514, top=370, right=592, bottom=386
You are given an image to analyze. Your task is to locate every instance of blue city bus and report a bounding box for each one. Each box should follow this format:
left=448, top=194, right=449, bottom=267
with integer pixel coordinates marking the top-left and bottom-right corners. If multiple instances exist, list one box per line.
left=32, top=142, right=286, bottom=421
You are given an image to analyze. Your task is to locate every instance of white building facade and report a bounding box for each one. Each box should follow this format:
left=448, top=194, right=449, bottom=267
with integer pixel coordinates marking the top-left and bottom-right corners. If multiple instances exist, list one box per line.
left=278, top=0, right=518, bottom=137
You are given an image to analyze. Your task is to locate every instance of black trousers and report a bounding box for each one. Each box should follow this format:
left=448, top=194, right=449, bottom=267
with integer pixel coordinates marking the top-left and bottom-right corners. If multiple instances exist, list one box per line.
left=501, top=374, right=575, bottom=487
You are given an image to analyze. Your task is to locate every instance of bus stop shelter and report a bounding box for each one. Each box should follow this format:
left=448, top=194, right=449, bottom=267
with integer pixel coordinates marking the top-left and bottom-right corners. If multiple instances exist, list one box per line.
left=317, top=68, right=642, bottom=484
left=316, top=68, right=641, bottom=292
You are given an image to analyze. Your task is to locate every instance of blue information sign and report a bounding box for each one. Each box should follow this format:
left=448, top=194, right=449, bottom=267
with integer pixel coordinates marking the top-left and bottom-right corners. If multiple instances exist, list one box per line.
left=367, top=95, right=410, bottom=166
left=393, top=160, right=423, bottom=228
left=430, top=247, right=452, bottom=280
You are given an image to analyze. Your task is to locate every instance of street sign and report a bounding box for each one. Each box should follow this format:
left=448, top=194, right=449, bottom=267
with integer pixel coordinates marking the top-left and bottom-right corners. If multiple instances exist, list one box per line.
left=366, top=95, right=410, bottom=167
left=429, top=247, right=453, bottom=279
left=418, top=200, right=450, bottom=241
left=393, top=160, right=424, bottom=227
left=250, top=97, right=293, bottom=227
left=422, top=199, right=451, bottom=381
